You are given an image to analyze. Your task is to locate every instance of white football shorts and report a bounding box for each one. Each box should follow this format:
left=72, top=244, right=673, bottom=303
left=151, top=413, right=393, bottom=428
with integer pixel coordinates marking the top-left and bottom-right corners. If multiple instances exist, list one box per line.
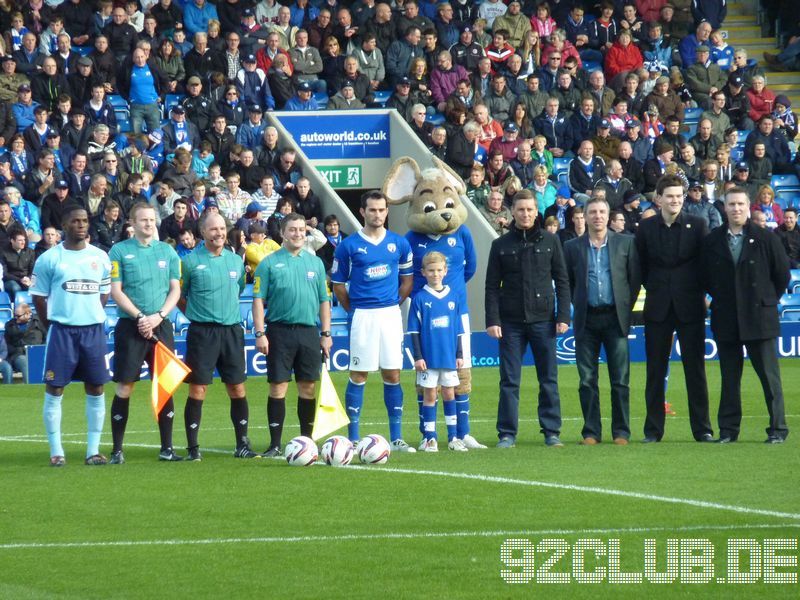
left=349, top=305, right=404, bottom=371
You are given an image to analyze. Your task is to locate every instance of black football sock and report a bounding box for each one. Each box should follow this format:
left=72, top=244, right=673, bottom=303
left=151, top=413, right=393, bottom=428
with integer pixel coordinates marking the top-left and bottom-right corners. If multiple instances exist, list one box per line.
left=110, top=395, right=130, bottom=453
left=157, top=397, right=175, bottom=451
left=230, top=397, right=249, bottom=446
left=267, top=397, right=286, bottom=449
left=185, top=397, right=203, bottom=449
left=298, top=397, right=316, bottom=438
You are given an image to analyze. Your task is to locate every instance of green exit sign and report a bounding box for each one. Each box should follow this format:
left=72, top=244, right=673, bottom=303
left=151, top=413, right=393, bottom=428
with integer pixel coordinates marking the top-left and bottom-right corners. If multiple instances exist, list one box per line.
left=317, top=165, right=362, bottom=188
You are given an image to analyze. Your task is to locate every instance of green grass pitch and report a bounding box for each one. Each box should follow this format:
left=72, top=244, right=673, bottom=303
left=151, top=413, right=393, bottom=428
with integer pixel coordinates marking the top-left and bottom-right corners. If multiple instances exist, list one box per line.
left=0, top=361, right=798, bottom=599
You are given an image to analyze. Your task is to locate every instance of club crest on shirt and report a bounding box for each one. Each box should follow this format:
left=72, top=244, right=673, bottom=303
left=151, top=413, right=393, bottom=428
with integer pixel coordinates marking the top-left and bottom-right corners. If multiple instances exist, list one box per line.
left=447, top=238, right=456, bottom=247
left=448, top=302, right=455, bottom=310
left=387, top=243, right=396, bottom=253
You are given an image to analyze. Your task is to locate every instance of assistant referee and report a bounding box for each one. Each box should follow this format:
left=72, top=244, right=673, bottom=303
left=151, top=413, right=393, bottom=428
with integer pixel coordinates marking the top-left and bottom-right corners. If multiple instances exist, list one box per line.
left=252, top=213, right=332, bottom=456
left=180, top=212, right=259, bottom=461
left=108, top=203, right=182, bottom=463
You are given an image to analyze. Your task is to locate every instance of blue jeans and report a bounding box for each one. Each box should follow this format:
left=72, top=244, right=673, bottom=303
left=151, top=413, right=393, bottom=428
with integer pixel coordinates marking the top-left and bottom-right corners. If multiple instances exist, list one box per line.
left=575, top=309, right=631, bottom=441
left=497, top=320, right=561, bottom=440
left=0, top=359, right=12, bottom=383
left=4, top=280, right=22, bottom=300
left=777, top=40, right=800, bottom=66
left=130, top=102, right=162, bottom=134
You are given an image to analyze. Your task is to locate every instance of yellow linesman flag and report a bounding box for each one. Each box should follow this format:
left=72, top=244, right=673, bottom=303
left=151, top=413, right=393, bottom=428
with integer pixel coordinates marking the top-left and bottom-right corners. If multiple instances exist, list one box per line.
left=151, top=341, right=191, bottom=420
left=311, top=364, right=349, bottom=441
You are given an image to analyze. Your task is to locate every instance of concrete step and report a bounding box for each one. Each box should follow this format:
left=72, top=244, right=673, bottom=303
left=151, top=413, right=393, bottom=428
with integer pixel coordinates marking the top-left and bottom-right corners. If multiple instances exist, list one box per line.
left=724, top=16, right=758, bottom=26
left=764, top=71, right=800, bottom=84
left=723, top=25, right=760, bottom=33
left=770, top=83, right=800, bottom=91
left=727, top=2, right=751, bottom=16
left=734, top=37, right=777, bottom=46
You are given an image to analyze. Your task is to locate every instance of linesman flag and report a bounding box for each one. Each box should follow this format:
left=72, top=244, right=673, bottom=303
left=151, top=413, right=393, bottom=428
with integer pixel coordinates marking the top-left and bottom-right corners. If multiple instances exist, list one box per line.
left=311, top=364, right=349, bottom=441
left=151, top=341, right=191, bottom=420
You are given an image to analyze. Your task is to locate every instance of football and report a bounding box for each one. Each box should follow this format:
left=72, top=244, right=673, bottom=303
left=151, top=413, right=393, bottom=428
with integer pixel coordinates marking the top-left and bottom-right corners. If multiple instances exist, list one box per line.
left=285, top=436, right=319, bottom=466
left=321, top=435, right=355, bottom=466
left=356, top=434, right=391, bottom=465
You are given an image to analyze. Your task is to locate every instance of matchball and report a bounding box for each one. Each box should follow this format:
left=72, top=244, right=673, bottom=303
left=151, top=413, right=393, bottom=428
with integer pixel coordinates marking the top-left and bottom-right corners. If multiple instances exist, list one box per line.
left=285, top=436, right=318, bottom=466
left=321, top=435, right=355, bottom=466
left=356, top=434, right=391, bottom=465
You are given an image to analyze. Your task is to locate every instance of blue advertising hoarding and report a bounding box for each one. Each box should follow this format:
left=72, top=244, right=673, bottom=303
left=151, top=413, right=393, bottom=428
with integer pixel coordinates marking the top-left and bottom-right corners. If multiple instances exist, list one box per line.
left=24, top=323, right=800, bottom=384
left=276, top=113, right=391, bottom=160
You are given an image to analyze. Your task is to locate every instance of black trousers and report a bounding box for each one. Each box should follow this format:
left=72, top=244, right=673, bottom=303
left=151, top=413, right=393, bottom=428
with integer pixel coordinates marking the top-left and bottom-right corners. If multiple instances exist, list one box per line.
left=716, top=338, right=788, bottom=440
left=643, top=308, right=712, bottom=440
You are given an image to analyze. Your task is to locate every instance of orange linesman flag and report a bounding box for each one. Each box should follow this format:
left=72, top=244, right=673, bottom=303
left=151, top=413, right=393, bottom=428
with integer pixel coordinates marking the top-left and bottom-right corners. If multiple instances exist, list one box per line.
left=151, top=341, right=191, bottom=420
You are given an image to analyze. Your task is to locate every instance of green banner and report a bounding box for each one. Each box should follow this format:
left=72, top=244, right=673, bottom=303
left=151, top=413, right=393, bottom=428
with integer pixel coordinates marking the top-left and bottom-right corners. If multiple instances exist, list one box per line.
left=316, top=165, right=363, bottom=188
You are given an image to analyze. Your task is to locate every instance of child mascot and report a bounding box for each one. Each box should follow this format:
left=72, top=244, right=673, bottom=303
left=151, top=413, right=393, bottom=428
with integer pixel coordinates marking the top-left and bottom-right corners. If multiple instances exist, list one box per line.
left=383, top=156, right=487, bottom=450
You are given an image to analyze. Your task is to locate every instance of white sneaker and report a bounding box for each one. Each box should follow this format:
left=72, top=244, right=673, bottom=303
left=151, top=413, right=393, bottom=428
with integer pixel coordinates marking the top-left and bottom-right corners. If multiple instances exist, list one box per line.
left=391, top=439, right=417, bottom=453
left=461, top=434, right=488, bottom=449
left=422, top=438, right=438, bottom=452
left=418, top=438, right=428, bottom=451
left=448, top=438, right=468, bottom=452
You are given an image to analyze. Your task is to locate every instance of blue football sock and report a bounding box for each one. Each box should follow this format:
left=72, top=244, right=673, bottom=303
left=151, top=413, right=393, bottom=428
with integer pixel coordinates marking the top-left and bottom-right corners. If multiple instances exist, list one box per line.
left=455, top=393, right=471, bottom=438
left=383, top=381, right=403, bottom=442
left=417, top=393, right=424, bottom=435
left=345, top=379, right=365, bottom=442
left=85, top=393, right=105, bottom=458
left=422, top=404, right=437, bottom=440
left=43, top=392, right=63, bottom=457
left=444, top=399, right=457, bottom=441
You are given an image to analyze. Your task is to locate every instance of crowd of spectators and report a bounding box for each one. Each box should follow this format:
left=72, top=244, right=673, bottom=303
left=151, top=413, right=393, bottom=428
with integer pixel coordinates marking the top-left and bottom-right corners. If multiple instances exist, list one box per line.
left=2, top=1, right=800, bottom=383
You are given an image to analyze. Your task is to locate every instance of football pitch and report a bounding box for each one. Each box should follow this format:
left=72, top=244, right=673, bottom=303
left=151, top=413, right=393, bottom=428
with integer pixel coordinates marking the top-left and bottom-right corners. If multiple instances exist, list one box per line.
left=0, top=361, right=798, bottom=598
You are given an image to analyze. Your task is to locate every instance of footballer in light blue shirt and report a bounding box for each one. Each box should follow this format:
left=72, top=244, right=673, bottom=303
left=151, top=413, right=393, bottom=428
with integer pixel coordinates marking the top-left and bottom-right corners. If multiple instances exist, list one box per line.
left=30, top=206, right=112, bottom=467
left=331, top=192, right=415, bottom=451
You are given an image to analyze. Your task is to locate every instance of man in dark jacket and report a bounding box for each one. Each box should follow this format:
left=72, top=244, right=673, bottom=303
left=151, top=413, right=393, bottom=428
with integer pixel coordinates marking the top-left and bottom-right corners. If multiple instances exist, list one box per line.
left=702, top=187, right=791, bottom=443
left=102, top=7, right=138, bottom=63
left=3, top=300, right=47, bottom=383
left=1, top=227, right=36, bottom=300
left=485, top=189, right=571, bottom=449
left=635, top=174, right=714, bottom=443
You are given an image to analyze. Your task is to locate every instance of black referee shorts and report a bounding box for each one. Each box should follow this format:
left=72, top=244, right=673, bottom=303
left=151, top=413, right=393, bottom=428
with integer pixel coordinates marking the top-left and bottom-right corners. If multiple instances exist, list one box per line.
left=185, top=323, right=246, bottom=385
left=266, top=322, right=322, bottom=383
left=112, top=318, right=175, bottom=383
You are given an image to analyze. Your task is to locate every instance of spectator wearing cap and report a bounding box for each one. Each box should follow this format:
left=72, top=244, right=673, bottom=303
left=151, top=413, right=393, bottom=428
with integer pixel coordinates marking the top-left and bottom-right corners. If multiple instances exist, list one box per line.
left=678, top=19, right=712, bottom=68
left=619, top=188, right=642, bottom=231
left=233, top=55, right=274, bottom=111
left=44, top=129, right=74, bottom=174
left=386, top=76, right=416, bottom=121
left=731, top=161, right=758, bottom=198
left=236, top=104, right=268, bottom=151
left=591, top=118, right=621, bottom=164
left=290, top=29, right=326, bottom=95
left=643, top=138, right=675, bottom=194
left=645, top=75, right=684, bottom=124
left=284, top=80, right=320, bottom=111
left=182, top=77, right=218, bottom=133
left=624, top=119, right=652, bottom=164
left=12, top=33, right=46, bottom=77
left=682, top=178, right=722, bottom=228
left=450, top=25, right=484, bottom=73
left=685, top=45, right=726, bottom=109
left=569, top=139, right=607, bottom=203
left=61, top=108, right=90, bottom=153
left=543, top=184, right=577, bottom=230
left=772, top=95, right=797, bottom=140
left=327, top=79, right=366, bottom=110
left=489, top=121, right=520, bottom=163
left=67, top=56, right=102, bottom=106
left=744, top=115, right=791, bottom=174
left=162, top=105, right=201, bottom=155
left=0, top=56, right=29, bottom=104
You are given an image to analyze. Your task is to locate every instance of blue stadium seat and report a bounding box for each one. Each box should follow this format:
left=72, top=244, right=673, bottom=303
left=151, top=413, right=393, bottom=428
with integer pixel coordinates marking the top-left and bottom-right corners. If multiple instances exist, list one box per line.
left=174, top=310, right=190, bottom=338
left=737, top=129, right=750, bottom=142
left=241, top=283, right=254, bottom=299
left=331, top=304, right=348, bottom=324
left=371, top=90, right=391, bottom=107
left=775, top=191, right=799, bottom=209
left=71, top=45, right=93, bottom=57
left=789, top=270, right=800, bottom=294
left=778, top=294, right=800, bottom=320
left=118, top=118, right=131, bottom=133
left=164, top=93, right=186, bottom=118
left=314, top=92, right=329, bottom=109
left=108, top=95, right=128, bottom=109
left=13, top=290, right=32, bottom=308
left=771, top=174, right=800, bottom=192
left=426, top=113, right=445, bottom=125
left=583, top=61, right=601, bottom=73
left=553, top=157, right=570, bottom=175
left=0, top=290, right=12, bottom=323
left=684, top=107, right=702, bottom=123
left=684, top=122, right=697, bottom=138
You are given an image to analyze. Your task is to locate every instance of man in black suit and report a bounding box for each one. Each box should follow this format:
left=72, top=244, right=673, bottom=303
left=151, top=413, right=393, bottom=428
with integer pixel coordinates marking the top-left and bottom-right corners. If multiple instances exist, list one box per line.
left=701, top=187, right=791, bottom=444
left=635, top=174, right=714, bottom=443
left=564, top=197, right=641, bottom=445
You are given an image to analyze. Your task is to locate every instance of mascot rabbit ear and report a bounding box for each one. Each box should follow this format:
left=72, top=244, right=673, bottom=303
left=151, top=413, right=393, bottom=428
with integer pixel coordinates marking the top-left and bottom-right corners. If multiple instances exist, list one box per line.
left=382, top=157, right=421, bottom=205
left=431, top=157, right=467, bottom=196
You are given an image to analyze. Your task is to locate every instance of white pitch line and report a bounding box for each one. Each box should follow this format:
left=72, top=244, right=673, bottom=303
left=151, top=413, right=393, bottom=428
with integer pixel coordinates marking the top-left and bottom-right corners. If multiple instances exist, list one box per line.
left=354, top=466, right=800, bottom=521
left=0, top=438, right=231, bottom=455
left=1, top=523, right=798, bottom=551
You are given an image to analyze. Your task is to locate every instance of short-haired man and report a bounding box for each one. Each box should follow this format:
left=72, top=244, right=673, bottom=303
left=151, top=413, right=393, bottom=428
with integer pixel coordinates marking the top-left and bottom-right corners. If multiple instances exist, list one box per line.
left=331, top=191, right=416, bottom=451
left=107, top=203, right=183, bottom=463
left=564, top=197, right=641, bottom=445
left=776, top=207, right=800, bottom=268
left=485, top=189, right=571, bottom=448
left=31, top=206, right=112, bottom=466
left=252, top=213, right=332, bottom=456
left=635, top=174, right=713, bottom=443
left=179, top=212, right=259, bottom=460
left=702, top=187, right=791, bottom=443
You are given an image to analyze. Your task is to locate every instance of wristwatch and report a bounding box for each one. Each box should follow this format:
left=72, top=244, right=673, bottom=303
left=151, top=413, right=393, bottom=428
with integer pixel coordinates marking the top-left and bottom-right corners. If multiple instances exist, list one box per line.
left=320, top=331, right=331, bottom=337
left=254, top=331, right=265, bottom=338
left=157, top=310, right=166, bottom=319
left=136, top=312, right=145, bottom=320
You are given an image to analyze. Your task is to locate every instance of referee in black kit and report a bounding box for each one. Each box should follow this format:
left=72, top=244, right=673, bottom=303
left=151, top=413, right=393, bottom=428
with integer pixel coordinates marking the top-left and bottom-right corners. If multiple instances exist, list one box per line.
left=252, top=213, right=332, bottom=457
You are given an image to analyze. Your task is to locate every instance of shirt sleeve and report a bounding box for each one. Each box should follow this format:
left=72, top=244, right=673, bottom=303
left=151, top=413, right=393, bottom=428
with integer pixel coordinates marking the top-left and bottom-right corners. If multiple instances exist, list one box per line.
left=330, top=238, right=350, bottom=284
left=316, top=257, right=330, bottom=303
left=406, top=296, right=421, bottom=334
left=99, top=253, right=112, bottom=294
left=108, top=245, right=122, bottom=282
left=30, top=251, right=53, bottom=297
left=399, top=237, right=413, bottom=277
left=180, top=257, right=191, bottom=296
left=167, top=246, right=181, bottom=281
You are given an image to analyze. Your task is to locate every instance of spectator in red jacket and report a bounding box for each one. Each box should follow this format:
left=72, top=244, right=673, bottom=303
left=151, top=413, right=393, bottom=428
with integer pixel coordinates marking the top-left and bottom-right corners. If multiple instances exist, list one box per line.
left=746, top=75, right=776, bottom=124
left=604, top=30, right=643, bottom=90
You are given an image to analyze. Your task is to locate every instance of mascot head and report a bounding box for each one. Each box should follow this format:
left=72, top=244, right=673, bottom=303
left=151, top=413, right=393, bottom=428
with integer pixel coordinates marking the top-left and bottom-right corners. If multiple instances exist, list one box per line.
left=382, top=156, right=468, bottom=235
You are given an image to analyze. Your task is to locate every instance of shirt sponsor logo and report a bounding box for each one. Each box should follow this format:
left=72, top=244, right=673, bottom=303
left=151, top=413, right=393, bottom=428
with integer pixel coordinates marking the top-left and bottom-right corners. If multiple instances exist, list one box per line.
left=365, top=263, right=390, bottom=280
left=356, top=247, right=368, bottom=254
left=432, top=316, right=450, bottom=328
left=158, top=260, right=167, bottom=269
left=62, top=279, right=100, bottom=294
left=307, top=271, right=316, bottom=280
left=229, top=270, right=238, bottom=279
left=125, top=254, right=135, bottom=259
left=196, top=264, right=207, bottom=270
